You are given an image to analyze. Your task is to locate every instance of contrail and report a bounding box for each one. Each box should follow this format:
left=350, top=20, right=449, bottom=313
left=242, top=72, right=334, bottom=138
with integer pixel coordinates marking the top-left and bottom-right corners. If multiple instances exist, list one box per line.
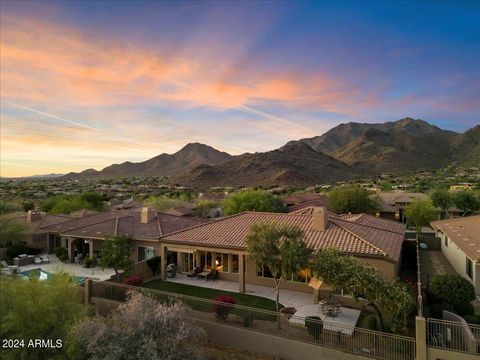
left=5, top=102, right=101, bottom=132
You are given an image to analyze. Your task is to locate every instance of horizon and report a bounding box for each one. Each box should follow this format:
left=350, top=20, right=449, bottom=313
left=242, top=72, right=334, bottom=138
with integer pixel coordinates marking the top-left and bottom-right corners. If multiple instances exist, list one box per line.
left=1, top=1, right=479, bottom=177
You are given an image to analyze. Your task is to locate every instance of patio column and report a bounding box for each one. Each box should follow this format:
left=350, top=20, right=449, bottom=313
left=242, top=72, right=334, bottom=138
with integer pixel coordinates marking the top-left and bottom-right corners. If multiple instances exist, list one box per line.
left=89, top=240, right=94, bottom=259
left=160, top=244, right=167, bottom=280
left=239, top=254, right=245, bottom=293
left=67, top=238, right=75, bottom=263
left=415, top=316, right=427, bottom=360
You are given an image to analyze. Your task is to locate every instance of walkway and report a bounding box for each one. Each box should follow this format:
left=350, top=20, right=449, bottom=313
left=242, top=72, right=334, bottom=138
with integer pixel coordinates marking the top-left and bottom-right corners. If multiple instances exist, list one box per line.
left=19, top=253, right=115, bottom=281
left=167, top=274, right=313, bottom=309
left=419, top=250, right=456, bottom=288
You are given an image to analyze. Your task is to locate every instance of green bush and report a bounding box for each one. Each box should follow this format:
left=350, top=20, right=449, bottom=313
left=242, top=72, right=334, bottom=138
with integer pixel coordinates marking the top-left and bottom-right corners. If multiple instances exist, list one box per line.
left=305, top=316, right=323, bottom=340
left=55, top=247, right=68, bottom=259
left=429, top=274, right=475, bottom=309
left=463, top=315, right=480, bottom=325
left=146, top=256, right=161, bottom=275
left=7, top=243, right=41, bottom=258
left=84, top=257, right=92, bottom=268
left=429, top=303, right=455, bottom=319
left=455, top=302, right=475, bottom=317
left=360, top=314, right=378, bottom=330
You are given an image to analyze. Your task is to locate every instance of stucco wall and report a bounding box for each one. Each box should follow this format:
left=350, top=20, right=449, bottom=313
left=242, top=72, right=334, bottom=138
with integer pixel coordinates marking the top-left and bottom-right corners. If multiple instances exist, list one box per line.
left=356, top=256, right=397, bottom=279
left=437, top=231, right=478, bottom=294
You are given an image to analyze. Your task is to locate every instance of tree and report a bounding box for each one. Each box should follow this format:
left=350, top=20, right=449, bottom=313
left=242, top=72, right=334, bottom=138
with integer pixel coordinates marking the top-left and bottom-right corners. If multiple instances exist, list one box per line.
left=0, top=273, right=84, bottom=360
left=0, top=216, right=28, bottom=248
left=430, top=188, right=453, bottom=218
left=328, top=186, right=380, bottom=214
left=0, top=200, right=21, bottom=215
left=428, top=274, right=475, bottom=309
left=143, top=195, right=188, bottom=212
left=100, top=236, right=133, bottom=277
left=68, top=291, right=204, bottom=360
left=311, top=248, right=414, bottom=333
left=404, top=199, right=437, bottom=234
left=453, top=190, right=480, bottom=216
left=223, top=190, right=286, bottom=215
left=246, top=221, right=311, bottom=312
left=193, top=200, right=218, bottom=218
left=22, top=201, right=35, bottom=212
left=41, top=192, right=104, bottom=214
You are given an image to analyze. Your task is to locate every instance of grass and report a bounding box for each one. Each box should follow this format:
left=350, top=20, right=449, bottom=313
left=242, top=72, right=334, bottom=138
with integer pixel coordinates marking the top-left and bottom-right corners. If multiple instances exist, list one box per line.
left=141, top=280, right=282, bottom=313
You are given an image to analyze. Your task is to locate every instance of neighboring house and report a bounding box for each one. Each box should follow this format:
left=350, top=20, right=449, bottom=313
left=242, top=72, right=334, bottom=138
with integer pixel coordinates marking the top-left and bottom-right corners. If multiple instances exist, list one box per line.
left=431, top=215, right=480, bottom=296
left=112, top=197, right=142, bottom=210
left=284, top=193, right=329, bottom=212
left=7, top=211, right=73, bottom=251
left=377, top=191, right=461, bottom=223
left=41, top=208, right=205, bottom=263
left=160, top=206, right=406, bottom=299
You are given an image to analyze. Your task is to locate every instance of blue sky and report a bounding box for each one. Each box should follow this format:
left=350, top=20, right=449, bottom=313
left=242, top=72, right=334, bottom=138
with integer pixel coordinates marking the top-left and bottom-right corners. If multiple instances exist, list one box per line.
left=1, top=0, right=479, bottom=176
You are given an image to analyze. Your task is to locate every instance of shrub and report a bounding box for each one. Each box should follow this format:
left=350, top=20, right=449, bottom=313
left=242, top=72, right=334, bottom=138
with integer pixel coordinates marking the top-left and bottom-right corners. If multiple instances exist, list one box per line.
left=463, top=315, right=480, bottom=325
left=429, top=274, right=475, bottom=309
left=83, top=256, right=92, bottom=268
left=212, top=295, right=236, bottom=320
left=429, top=303, right=455, bottom=319
left=123, top=275, right=143, bottom=286
left=55, top=247, right=68, bottom=259
left=305, top=316, right=323, bottom=340
left=7, top=243, right=41, bottom=258
left=455, top=302, right=475, bottom=317
left=146, top=256, right=161, bottom=275
left=59, top=254, right=68, bottom=262
left=360, top=315, right=378, bottom=330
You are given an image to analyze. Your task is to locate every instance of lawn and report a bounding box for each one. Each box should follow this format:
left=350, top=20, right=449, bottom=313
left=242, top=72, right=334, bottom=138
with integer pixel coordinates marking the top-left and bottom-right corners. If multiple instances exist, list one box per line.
left=142, top=280, right=282, bottom=313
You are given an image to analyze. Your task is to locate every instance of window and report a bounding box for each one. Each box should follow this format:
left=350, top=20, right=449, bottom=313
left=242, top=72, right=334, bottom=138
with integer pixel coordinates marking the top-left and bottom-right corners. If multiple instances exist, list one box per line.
left=444, top=235, right=448, bottom=247
left=138, top=246, right=154, bottom=262
left=257, top=265, right=273, bottom=278
left=291, top=269, right=311, bottom=284
left=214, top=253, right=229, bottom=272
left=232, top=255, right=239, bottom=273
left=466, top=257, right=473, bottom=280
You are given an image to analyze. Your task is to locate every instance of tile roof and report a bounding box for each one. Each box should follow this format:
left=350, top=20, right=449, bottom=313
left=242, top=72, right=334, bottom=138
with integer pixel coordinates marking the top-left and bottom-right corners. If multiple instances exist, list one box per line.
left=9, top=212, right=73, bottom=234
left=161, top=206, right=405, bottom=262
left=41, top=210, right=205, bottom=240
left=431, top=215, right=480, bottom=262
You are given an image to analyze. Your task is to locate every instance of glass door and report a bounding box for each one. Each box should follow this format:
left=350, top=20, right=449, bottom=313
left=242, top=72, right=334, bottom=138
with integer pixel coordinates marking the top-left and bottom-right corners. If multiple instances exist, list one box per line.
left=181, top=252, right=194, bottom=273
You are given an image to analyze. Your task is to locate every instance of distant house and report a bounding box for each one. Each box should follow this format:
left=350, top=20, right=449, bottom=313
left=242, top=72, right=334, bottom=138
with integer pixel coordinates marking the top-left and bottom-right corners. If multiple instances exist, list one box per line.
left=283, top=193, right=329, bottom=212
left=431, top=215, right=480, bottom=296
left=41, top=208, right=205, bottom=263
left=160, top=206, right=406, bottom=299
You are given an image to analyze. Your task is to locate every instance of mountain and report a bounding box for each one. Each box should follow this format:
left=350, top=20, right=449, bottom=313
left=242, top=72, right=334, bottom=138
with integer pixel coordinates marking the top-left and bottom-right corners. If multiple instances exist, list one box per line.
left=177, top=142, right=357, bottom=187
left=63, top=143, right=234, bottom=179
left=451, top=125, right=480, bottom=166
left=295, top=118, right=461, bottom=174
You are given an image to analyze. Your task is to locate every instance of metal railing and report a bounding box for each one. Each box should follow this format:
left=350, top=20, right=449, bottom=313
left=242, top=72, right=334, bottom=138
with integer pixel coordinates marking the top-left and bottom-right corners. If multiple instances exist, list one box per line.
left=90, top=280, right=416, bottom=360
left=427, top=318, right=480, bottom=354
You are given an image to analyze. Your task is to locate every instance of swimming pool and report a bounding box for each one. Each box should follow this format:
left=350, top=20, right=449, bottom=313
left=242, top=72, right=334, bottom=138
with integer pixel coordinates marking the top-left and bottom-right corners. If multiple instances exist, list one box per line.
left=19, top=268, right=85, bottom=285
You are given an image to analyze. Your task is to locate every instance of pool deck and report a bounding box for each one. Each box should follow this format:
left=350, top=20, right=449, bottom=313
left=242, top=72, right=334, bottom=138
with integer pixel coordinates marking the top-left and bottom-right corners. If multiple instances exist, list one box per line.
left=19, top=254, right=115, bottom=281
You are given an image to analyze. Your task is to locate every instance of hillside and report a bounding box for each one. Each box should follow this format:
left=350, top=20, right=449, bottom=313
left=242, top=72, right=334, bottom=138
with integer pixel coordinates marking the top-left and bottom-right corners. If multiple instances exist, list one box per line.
left=177, top=142, right=357, bottom=187
left=451, top=125, right=480, bottom=166
left=63, top=143, right=234, bottom=179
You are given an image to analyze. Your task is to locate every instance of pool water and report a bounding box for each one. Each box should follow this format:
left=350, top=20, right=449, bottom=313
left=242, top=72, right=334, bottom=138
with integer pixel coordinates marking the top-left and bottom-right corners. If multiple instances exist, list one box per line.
left=19, top=268, right=85, bottom=285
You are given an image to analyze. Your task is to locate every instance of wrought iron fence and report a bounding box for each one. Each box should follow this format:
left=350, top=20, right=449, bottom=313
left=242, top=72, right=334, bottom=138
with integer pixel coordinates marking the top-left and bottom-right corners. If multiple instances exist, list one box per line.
left=90, top=280, right=416, bottom=360
left=427, top=318, right=480, bottom=354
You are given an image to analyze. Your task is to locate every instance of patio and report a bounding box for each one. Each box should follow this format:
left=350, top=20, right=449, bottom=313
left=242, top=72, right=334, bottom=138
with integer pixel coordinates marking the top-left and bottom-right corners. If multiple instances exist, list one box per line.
left=419, top=249, right=456, bottom=288
left=18, top=253, right=115, bottom=281
left=166, top=273, right=313, bottom=309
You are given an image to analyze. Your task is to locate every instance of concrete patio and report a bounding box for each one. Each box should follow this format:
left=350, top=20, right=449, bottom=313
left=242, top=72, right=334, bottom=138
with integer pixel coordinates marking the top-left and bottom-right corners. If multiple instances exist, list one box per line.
left=419, top=249, right=456, bottom=288
left=166, top=274, right=314, bottom=309
left=18, top=253, right=115, bottom=281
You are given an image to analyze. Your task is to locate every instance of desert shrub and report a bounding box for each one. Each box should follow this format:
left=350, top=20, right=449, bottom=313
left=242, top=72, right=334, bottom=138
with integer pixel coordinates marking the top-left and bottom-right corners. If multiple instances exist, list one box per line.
left=455, top=302, right=475, bottom=317
left=212, top=295, right=236, bottom=320
left=55, top=247, right=68, bottom=258
left=429, top=303, right=455, bottom=319
left=360, top=315, right=378, bottom=330
left=146, top=256, right=161, bottom=275
left=305, top=316, right=323, bottom=340
left=463, top=315, right=480, bottom=325
left=7, top=243, right=41, bottom=258
left=429, top=274, right=475, bottom=309
left=123, top=275, right=143, bottom=286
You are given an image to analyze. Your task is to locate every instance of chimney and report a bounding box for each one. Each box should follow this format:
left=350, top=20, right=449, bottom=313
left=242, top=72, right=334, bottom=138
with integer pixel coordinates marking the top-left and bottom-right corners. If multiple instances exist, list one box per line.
left=27, top=210, right=41, bottom=223
left=141, top=207, right=154, bottom=224
left=312, top=207, right=328, bottom=231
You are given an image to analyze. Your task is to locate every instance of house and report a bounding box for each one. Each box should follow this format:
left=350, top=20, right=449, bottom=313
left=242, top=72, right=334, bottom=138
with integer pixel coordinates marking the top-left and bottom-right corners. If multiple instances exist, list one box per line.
left=431, top=215, right=480, bottom=296
left=159, top=206, right=406, bottom=299
left=283, top=193, right=329, bottom=212
left=41, top=208, right=205, bottom=263
left=7, top=211, right=74, bottom=251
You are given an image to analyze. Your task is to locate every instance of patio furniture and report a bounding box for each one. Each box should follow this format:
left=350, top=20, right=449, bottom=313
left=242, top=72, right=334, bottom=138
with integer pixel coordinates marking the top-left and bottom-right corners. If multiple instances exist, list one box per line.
left=14, top=256, right=35, bottom=266
left=34, top=257, right=43, bottom=265
left=1, top=260, right=8, bottom=268
left=206, top=269, right=218, bottom=281
left=42, top=255, right=50, bottom=264
left=187, top=266, right=203, bottom=278
left=197, top=269, right=212, bottom=280
left=167, top=263, right=177, bottom=278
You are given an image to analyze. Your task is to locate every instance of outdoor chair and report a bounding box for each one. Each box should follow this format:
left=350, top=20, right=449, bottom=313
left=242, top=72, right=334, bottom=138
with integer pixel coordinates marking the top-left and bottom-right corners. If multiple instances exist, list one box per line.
left=42, top=255, right=50, bottom=264
left=206, top=269, right=218, bottom=281
left=197, top=268, right=212, bottom=280
left=187, top=266, right=203, bottom=278
left=34, top=257, right=43, bottom=265
left=0, top=260, right=8, bottom=268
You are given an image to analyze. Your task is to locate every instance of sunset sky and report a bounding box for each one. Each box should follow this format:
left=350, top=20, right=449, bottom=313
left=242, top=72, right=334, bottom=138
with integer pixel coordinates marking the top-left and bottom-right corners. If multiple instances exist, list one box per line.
left=1, top=1, right=479, bottom=177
